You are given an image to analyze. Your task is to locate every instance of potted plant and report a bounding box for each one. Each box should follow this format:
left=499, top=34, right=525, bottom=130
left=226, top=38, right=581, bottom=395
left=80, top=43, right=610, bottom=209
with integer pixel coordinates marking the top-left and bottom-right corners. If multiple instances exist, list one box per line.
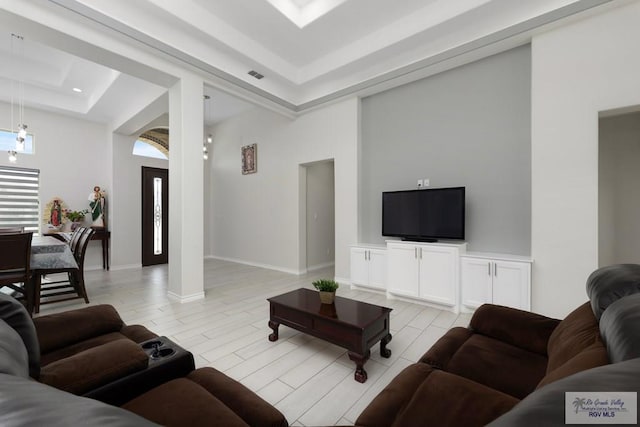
left=312, top=279, right=340, bottom=304
left=64, top=208, right=89, bottom=231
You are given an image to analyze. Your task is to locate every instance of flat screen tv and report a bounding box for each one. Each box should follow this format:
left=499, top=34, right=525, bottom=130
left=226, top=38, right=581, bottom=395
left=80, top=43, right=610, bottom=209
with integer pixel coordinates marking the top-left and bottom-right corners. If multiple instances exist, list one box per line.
left=382, top=187, right=465, bottom=242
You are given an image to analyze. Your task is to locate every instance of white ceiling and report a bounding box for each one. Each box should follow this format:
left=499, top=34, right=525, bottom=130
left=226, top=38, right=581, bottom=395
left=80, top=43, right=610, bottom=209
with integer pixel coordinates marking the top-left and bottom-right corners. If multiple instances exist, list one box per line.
left=0, top=0, right=617, bottom=133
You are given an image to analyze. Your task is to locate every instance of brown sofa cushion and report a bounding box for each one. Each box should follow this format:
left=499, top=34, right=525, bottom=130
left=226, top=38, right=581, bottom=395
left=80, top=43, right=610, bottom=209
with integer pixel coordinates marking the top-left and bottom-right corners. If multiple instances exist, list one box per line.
left=356, top=363, right=518, bottom=427
left=123, top=377, right=250, bottom=427
left=546, top=302, right=601, bottom=372
left=40, top=339, right=149, bottom=395
left=536, top=342, right=608, bottom=389
left=34, top=305, right=125, bottom=354
left=187, top=367, right=288, bottom=427
left=420, top=326, right=473, bottom=368
left=443, top=334, right=548, bottom=399
left=469, top=304, right=559, bottom=355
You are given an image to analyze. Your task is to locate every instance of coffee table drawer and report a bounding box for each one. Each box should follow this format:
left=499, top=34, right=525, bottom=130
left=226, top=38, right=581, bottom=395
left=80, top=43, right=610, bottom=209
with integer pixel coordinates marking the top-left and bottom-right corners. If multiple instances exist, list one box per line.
left=313, top=317, right=358, bottom=350
left=271, top=305, right=312, bottom=329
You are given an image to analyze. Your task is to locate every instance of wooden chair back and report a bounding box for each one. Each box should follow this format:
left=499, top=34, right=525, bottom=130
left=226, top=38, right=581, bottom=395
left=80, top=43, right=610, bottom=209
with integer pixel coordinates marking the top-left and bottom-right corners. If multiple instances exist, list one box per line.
left=0, top=227, right=24, bottom=234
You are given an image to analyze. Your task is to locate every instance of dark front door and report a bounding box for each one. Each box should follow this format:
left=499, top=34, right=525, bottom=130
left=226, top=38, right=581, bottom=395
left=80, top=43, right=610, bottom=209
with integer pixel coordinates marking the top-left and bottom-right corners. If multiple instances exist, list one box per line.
left=142, top=167, right=169, bottom=266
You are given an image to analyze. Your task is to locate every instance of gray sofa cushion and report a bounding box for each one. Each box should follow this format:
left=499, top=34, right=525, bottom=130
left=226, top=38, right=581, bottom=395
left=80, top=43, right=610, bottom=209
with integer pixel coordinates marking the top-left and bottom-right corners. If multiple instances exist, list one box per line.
left=0, top=293, right=40, bottom=378
left=0, top=319, right=29, bottom=378
left=488, top=357, right=640, bottom=427
left=0, top=373, right=160, bottom=427
left=599, top=293, right=640, bottom=363
left=587, top=264, right=640, bottom=320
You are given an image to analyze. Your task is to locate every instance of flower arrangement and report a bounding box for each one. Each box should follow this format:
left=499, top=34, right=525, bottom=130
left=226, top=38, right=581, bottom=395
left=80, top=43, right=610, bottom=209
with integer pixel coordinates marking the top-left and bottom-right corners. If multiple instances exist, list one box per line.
left=64, top=208, right=89, bottom=222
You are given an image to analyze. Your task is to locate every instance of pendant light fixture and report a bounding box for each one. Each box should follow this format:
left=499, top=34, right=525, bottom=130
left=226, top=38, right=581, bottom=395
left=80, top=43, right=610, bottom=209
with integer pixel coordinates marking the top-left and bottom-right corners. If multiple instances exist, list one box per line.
left=203, top=94, right=211, bottom=160
left=8, top=33, right=28, bottom=163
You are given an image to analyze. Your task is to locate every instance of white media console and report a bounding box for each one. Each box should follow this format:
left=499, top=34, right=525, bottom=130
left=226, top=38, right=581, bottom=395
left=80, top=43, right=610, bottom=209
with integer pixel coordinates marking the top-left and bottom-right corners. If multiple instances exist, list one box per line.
left=350, top=241, right=531, bottom=313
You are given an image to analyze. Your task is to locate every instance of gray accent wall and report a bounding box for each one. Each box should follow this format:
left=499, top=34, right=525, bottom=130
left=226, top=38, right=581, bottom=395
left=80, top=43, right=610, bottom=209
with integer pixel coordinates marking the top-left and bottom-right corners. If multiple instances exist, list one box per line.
left=360, top=45, right=531, bottom=254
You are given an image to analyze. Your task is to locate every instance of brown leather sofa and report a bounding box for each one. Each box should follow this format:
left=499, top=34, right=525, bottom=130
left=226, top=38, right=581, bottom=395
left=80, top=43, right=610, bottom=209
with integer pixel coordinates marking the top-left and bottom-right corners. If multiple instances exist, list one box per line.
left=0, top=293, right=288, bottom=427
left=356, top=264, right=640, bottom=427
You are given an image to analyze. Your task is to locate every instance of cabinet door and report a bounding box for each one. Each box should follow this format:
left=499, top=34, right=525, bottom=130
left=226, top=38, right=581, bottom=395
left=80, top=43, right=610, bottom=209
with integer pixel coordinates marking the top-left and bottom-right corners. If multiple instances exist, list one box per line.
left=350, top=247, right=369, bottom=286
left=418, top=246, right=457, bottom=306
left=461, top=257, right=492, bottom=310
left=367, top=249, right=387, bottom=290
left=492, top=260, right=531, bottom=310
left=387, top=244, right=419, bottom=297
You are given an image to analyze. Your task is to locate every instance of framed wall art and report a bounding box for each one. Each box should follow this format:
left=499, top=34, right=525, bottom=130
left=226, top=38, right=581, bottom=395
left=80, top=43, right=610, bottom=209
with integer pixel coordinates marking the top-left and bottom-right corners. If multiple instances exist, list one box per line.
left=241, top=143, right=257, bottom=175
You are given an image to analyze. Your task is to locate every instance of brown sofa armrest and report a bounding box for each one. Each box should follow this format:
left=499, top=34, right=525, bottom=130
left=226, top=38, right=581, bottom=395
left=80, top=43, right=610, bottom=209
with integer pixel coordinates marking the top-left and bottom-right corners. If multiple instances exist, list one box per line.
left=187, top=367, right=288, bottom=427
left=470, top=304, right=560, bottom=355
left=119, top=325, right=158, bottom=343
left=39, top=339, right=149, bottom=395
left=420, top=327, right=474, bottom=368
left=356, top=363, right=519, bottom=427
left=34, top=305, right=124, bottom=354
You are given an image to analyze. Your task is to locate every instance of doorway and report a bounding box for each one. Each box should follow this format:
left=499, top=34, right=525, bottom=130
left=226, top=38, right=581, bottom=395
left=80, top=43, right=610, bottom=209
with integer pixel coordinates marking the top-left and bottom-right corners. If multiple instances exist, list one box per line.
left=142, top=167, right=169, bottom=266
left=302, top=160, right=335, bottom=272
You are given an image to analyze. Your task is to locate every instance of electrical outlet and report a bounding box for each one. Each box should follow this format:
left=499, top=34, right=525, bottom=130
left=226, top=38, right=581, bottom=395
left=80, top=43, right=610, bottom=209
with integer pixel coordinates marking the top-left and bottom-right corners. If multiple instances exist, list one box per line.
left=423, top=179, right=429, bottom=187
left=417, top=179, right=423, bottom=187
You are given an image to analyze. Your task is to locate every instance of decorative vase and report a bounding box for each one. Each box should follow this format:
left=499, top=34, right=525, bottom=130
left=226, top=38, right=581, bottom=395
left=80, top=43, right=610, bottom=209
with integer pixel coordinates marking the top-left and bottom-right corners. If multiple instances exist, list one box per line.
left=70, top=221, right=83, bottom=231
left=319, top=291, right=336, bottom=304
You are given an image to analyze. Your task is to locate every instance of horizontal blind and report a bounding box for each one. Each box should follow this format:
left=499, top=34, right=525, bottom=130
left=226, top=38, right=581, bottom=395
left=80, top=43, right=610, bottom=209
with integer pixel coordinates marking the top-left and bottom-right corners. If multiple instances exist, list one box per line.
left=0, top=166, right=40, bottom=233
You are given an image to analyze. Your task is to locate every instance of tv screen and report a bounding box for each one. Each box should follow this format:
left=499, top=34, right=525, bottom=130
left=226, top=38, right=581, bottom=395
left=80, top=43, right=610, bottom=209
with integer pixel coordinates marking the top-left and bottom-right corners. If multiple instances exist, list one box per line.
left=382, top=187, right=465, bottom=241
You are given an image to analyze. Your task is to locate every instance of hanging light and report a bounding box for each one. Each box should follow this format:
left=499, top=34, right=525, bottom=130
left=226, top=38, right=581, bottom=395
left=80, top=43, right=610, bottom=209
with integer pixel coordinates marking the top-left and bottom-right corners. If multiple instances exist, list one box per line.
left=8, top=33, right=28, bottom=163
left=203, top=94, right=211, bottom=160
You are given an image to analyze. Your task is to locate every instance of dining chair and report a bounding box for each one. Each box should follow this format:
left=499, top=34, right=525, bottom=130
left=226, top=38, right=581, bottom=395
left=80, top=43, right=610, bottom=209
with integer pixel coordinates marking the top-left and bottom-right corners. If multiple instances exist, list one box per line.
left=34, top=227, right=96, bottom=313
left=0, top=227, right=24, bottom=234
left=0, top=232, right=34, bottom=314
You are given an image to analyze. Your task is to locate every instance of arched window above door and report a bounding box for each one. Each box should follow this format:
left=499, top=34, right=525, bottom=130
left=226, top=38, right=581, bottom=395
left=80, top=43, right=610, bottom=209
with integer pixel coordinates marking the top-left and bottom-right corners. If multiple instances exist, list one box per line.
left=133, top=128, right=169, bottom=160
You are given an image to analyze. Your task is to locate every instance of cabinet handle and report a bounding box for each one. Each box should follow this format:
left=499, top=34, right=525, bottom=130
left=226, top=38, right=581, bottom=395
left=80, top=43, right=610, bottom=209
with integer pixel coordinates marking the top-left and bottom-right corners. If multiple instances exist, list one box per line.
left=494, top=263, right=497, bottom=276
left=488, top=262, right=491, bottom=276
left=420, top=247, right=423, bottom=259
left=367, top=251, right=370, bottom=261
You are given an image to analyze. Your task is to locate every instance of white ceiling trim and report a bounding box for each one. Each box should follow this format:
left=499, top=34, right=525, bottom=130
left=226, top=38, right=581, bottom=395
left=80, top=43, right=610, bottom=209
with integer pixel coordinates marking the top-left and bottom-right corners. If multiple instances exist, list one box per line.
left=265, top=0, right=349, bottom=28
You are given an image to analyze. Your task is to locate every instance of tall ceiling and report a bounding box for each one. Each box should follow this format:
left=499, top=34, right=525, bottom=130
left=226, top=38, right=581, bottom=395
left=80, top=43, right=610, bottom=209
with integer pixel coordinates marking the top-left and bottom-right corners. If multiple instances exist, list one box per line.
left=0, top=0, right=617, bottom=131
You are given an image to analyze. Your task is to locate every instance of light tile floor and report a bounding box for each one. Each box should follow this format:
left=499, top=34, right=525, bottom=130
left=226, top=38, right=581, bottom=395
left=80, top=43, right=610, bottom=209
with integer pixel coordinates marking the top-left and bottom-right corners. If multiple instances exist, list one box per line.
left=36, top=259, right=471, bottom=426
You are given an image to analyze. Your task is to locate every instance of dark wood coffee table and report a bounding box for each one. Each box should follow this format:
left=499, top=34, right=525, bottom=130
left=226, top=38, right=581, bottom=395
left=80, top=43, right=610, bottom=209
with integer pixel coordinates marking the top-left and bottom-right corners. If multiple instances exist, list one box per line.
left=267, top=288, right=392, bottom=383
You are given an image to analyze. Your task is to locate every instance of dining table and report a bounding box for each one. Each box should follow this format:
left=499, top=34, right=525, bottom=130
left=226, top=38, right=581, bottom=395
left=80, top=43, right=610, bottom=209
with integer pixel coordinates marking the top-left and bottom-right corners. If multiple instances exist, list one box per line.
left=24, top=236, right=78, bottom=314
left=30, top=235, right=78, bottom=271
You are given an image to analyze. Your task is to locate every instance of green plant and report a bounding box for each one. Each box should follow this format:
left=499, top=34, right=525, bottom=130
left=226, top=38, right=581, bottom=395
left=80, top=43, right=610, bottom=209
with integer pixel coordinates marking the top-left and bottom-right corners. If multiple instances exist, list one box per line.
left=64, top=208, right=89, bottom=222
left=312, top=279, right=339, bottom=292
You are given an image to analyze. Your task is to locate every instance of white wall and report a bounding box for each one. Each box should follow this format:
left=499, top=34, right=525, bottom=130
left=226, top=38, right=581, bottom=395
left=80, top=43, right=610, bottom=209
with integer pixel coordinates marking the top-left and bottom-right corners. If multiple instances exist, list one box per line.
left=531, top=1, right=640, bottom=318
left=305, top=160, right=335, bottom=270
left=207, top=98, right=358, bottom=282
left=0, top=102, right=109, bottom=269
left=112, top=133, right=168, bottom=268
left=599, top=112, right=640, bottom=266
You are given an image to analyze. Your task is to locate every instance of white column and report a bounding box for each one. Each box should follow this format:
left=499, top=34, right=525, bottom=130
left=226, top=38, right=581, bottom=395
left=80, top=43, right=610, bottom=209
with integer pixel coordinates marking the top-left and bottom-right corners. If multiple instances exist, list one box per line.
left=168, top=73, right=205, bottom=302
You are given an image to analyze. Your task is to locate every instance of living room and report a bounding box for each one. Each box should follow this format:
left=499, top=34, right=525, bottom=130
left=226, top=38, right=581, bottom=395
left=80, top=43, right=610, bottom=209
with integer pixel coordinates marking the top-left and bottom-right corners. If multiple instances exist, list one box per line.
left=1, top=1, right=640, bottom=426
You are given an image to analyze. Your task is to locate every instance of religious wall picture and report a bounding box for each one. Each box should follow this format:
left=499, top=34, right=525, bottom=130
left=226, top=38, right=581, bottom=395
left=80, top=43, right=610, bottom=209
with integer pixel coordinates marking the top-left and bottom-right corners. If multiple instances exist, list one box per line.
left=43, top=197, right=68, bottom=231
left=241, top=143, right=257, bottom=175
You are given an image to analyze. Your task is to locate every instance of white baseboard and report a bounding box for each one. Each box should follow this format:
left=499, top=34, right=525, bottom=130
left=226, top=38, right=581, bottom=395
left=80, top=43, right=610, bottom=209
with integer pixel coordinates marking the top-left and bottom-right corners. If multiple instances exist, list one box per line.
left=168, top=291, right=205, bottom=303
left=207, top=255, right=305, bottom=275
left=307, top=261, right=335, bottom=272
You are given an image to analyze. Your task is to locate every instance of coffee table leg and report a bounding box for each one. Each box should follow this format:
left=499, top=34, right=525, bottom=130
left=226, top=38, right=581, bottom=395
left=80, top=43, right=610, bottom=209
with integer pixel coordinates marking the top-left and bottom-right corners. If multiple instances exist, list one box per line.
left=380, top=333, right=392, bottom=358
left=268, top=320, right=279, bottom=341
left=348, top=350, right=370, bottom=383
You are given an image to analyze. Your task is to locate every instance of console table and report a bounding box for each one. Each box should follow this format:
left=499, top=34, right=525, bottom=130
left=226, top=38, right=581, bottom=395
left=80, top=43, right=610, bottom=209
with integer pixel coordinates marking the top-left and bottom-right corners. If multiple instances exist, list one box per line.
left=91, top=228, right=110, bottom=270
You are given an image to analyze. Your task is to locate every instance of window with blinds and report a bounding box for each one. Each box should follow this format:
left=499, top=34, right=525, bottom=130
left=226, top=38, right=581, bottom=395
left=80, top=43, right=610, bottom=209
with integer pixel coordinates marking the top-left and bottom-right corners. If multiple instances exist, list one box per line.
left=0, top=166, right=40, bottom=233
